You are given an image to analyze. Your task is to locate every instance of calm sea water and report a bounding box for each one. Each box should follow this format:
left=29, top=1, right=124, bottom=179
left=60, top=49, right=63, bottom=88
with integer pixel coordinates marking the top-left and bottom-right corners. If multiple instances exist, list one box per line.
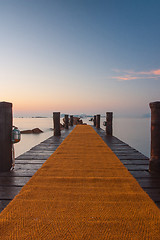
left=13, top=117, right=150, bottom=158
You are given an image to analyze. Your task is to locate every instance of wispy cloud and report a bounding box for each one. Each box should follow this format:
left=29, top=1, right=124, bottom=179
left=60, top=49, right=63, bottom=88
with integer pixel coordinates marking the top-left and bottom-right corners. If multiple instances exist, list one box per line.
left=112, top=68, right=160, bottom=81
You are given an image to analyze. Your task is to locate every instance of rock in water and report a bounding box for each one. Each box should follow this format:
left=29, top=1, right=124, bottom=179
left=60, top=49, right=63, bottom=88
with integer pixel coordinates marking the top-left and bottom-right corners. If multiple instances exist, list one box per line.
left=32, top=128, right=43, bottom=133
left=20, top=130, right=33, bottom=134
left=21, top=128, right=43, bottom=134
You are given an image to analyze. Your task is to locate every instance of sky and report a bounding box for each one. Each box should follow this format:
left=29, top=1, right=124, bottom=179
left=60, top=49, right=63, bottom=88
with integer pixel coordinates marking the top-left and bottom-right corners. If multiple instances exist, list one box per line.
left=0, top=0, right=160, bottom=117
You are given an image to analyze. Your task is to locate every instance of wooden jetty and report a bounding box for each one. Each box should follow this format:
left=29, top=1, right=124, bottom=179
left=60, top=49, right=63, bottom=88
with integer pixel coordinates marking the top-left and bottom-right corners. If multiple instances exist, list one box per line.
left=0, top=125, right=160, bottom=239
left=1, top=125, right=160, bottom=212
left=0, top=102, right=160, bottom=239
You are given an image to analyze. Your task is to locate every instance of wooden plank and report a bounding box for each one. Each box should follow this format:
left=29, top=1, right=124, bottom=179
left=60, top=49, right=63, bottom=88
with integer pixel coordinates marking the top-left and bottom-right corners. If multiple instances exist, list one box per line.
left=129, top=170, right=151, bottom=178
left=0, top=186, right=22, bottom=199
left=116, top=155, right=148, bottom=160
left=0, top=170, right=37, bottom=177
left=14, top=164, right=43, bottom=170
left=124, top=165, right=149, bottom=171
left=0, top=177, right=30, bottom=186
left=15, top=160, right=45, bottom=164
left=137, top=179, right=160, bottom=188
left=143, top=188, right=160, bottom=202
left=0, top=200, right=11, bottom=212
left=16, top=155, right=51, bottom=160
left=22, top=151, right=54, bottom=154
left=121, top=160, right=148, bottom=165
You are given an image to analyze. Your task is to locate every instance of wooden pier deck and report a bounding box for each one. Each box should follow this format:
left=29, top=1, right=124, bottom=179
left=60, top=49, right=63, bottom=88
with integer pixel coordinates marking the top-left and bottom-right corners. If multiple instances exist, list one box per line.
left=0, top=127, right=74, bottom=212
left=0, top=125, right=160, bottom=239
left=0, top=125, right=160, bottom=211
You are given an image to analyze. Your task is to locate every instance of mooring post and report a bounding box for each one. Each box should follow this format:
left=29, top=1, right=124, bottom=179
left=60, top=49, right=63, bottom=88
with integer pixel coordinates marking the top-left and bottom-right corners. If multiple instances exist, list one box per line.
left=64, top=114, right=69, bottom=129
left=53, top=112, right=61, bottom=136
left=106, top=112, right=113, bottom=136
left=96, top=114, right=100, bottom=129
left=94, top=115, right=96, bottom=126
left=70, top=115, right=73, bottom=126
left=149, top=102, right=160, bottom=173
left=0, top=102, right=13, bottom=172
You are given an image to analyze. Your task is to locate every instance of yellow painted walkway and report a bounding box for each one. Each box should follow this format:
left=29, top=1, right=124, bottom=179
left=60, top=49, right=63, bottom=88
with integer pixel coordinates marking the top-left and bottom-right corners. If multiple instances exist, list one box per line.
left=0, top=125, right=160, bottom=239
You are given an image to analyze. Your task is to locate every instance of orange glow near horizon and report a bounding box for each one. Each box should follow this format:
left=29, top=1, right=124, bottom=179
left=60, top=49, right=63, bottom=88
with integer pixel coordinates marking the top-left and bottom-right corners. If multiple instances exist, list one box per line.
left=11, top=95, right=118, bottom=116
left=12, top=96, right=133, bottom=117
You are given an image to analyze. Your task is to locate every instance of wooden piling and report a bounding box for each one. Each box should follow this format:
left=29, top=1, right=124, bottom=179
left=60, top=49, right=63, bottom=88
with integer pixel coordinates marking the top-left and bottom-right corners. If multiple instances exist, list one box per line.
left=70, top=115, right=73, bottom=126
left=96, top=114, right=100, bottom=129
left=106, top=112, right=113, bottom=136
left=0, top=102, right=12, bottom=172
left=64, top=114, right=69, bottom=129
left=53, top=112, right=61, bottom=136
left=149, top=101, right=160, bottom=173
left=93, top=115, right=96, bottom=126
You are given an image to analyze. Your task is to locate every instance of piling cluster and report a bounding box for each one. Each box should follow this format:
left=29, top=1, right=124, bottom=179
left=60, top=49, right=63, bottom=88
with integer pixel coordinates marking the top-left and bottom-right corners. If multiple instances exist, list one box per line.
left=53, top=113, right=83, bottom=136
left=93, top=112, right=113, bottom=136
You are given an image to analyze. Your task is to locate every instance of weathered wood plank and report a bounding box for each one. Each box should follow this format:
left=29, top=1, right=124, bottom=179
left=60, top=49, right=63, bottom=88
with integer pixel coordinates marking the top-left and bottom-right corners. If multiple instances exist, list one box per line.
left=128, top=170, right=151, bottom=178
left=116, top=155, right=148, bottom=160
left=0, top=200, right=11, bottom=212
left=0, top=170, right=37, bottom=177
left=15, top=160, right=45, bottom=164
left=121, top=159, right=148, bottom=165
left=0, top=177, right=30, bottom=186
left=0, top=186, right=22, bottom=199
left=143, top=188, right=160, bottom=202
left=137, top=179, right=160, bottom=188
left=14, top=164, right=43, bottom=170
left=124, top=165, right=149, bottom=171
left=16, top=155, right=52, bottom=160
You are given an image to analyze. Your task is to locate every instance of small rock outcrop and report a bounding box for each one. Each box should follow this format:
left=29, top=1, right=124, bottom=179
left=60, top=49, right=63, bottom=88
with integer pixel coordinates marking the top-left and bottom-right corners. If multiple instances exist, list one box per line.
left=21, top=128, right=43, bottom=134
left=32, top=128, right=43, bottom=133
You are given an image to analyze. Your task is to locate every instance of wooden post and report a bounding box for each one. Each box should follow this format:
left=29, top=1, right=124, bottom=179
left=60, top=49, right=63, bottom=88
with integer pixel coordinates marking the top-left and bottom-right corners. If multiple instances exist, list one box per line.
left=70, top=115, right=73, bottom=126
left=0, top=102, right=12, bottom=172
left=106, top=112, right=113, bottom=136
left=149, top=102, right=160, bottom=172
left=93, top=115, right=96, bottom=126
left=53, top=112, right=61, bottom=136
left=64, top=114, right=69, bottom=129
left=96, top=114, right=100, bottom=129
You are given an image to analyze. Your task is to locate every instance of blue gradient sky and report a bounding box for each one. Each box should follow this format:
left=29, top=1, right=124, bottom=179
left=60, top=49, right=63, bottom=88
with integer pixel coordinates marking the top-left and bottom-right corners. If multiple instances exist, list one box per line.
left=0, top=0, right=160, bottom=117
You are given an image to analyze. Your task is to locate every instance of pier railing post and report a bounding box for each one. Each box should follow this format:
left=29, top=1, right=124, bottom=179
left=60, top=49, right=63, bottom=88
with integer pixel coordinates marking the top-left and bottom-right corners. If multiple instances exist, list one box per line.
left=0, top=102, right=12, bottom=172
left=149, top=102, right=160, bottom=173
left=96, top=114, right=100, bottom=129
left=64, top=114, right=69, bottom=129
left=53, top=112, right=61, bottom=136
left=106, top=112, right=113, bottom=136
left=93, top=115, right=96, bottom=126
left=70, top=115, right=73, bottom=126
